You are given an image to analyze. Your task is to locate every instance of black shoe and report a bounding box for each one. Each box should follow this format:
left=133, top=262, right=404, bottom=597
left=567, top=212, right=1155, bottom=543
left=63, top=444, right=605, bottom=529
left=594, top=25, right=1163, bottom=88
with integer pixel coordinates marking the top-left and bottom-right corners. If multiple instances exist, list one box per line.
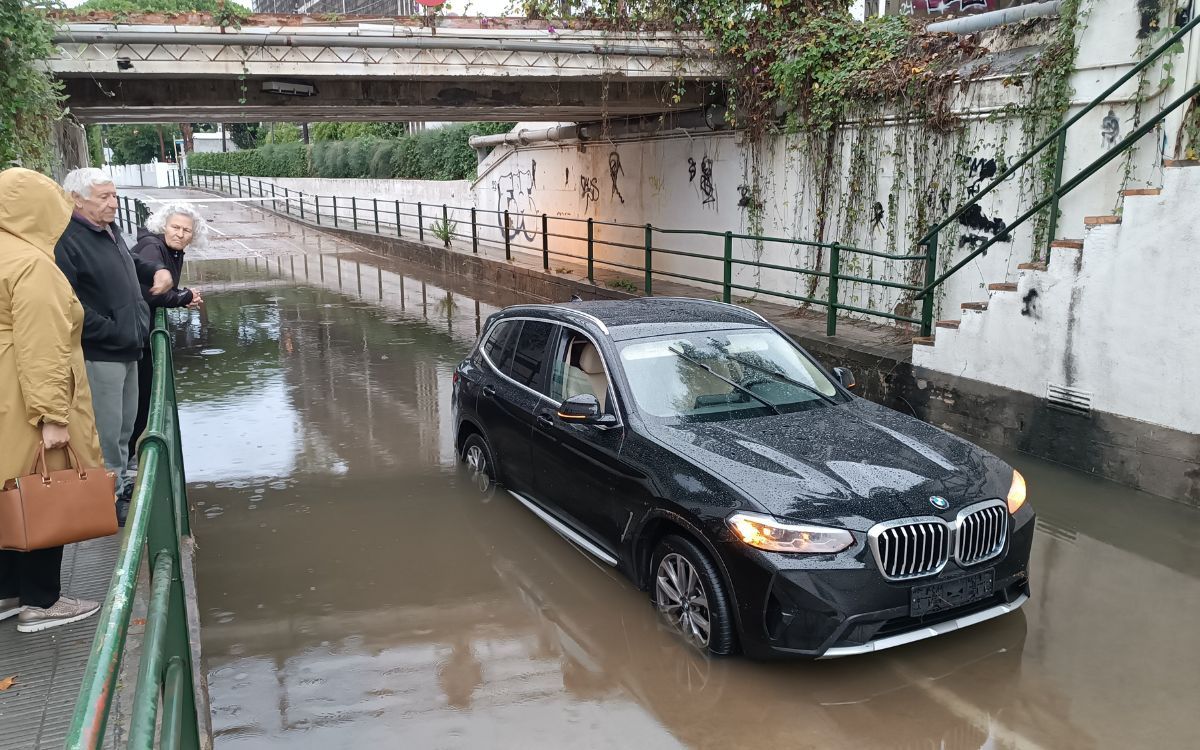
left=116, top=499, right=130, bottom=528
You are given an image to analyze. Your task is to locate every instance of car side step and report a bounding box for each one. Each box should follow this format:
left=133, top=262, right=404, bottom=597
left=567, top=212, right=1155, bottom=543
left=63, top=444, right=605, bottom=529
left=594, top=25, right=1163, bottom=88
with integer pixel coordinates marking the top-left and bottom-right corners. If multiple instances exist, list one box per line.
left=507, top=490, right=619, bottom=567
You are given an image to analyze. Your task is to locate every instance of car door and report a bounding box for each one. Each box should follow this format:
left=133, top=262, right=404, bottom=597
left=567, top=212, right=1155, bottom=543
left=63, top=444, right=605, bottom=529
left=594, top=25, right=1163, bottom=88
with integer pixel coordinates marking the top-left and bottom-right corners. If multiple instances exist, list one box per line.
left=476, top=318, right=555, bottom=494
left=531, top=326, right=644, bottom=557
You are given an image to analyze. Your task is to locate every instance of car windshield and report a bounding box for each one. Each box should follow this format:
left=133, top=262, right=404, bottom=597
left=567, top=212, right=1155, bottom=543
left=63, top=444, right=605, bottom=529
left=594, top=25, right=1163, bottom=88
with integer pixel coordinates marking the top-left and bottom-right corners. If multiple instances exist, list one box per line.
left=617, top=328, right=844, bottom=422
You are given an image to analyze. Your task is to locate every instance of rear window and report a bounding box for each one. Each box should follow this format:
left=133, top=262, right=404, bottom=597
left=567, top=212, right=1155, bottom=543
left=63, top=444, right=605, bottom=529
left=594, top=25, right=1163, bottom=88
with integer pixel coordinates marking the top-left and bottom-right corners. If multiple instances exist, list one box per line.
left=482, top=320, right=519, bottom=371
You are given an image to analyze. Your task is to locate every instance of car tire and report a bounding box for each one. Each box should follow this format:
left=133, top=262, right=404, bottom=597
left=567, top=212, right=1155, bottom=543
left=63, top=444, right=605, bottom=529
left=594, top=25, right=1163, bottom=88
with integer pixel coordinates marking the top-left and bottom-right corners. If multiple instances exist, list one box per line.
left=650, top=535, right=738, bottom=656
left=461, top=433, right=499, bottom=492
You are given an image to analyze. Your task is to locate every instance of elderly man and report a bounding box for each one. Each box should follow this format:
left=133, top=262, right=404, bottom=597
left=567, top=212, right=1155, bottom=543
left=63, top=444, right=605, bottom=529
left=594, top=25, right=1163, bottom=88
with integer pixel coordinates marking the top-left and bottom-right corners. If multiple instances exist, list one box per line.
left=54, top=168, right=172, bottom=525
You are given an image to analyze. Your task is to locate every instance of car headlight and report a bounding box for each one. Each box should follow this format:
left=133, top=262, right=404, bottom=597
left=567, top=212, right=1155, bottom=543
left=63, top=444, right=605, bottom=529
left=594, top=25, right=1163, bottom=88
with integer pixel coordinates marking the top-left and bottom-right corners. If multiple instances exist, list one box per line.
left=1007, top=469, right=1027, bottom=514
left=727, top=512, right=853, bottom=553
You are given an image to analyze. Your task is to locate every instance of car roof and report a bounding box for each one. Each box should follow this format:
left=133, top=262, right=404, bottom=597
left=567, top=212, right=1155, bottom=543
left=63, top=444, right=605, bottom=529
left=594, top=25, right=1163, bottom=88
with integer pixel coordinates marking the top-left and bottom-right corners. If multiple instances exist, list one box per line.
left=499, top=297, right=771, bottom=341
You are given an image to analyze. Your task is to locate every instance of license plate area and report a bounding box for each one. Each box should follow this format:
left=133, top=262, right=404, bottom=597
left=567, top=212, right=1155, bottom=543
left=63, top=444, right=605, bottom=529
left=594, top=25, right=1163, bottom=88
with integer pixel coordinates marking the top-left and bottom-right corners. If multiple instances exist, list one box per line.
left=910, top=570, right=994, bottom=617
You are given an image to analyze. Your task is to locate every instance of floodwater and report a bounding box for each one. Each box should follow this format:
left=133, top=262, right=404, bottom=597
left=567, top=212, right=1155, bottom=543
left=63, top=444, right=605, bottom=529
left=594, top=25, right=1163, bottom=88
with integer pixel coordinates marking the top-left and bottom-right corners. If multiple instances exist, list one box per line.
left=159, top=191, right=1200, bottom=749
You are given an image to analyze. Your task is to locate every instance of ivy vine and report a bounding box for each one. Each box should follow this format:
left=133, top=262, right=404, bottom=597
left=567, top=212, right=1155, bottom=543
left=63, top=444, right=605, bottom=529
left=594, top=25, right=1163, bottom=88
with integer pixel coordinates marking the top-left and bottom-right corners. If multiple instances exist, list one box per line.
left=0, top=1, right=66, bottom=173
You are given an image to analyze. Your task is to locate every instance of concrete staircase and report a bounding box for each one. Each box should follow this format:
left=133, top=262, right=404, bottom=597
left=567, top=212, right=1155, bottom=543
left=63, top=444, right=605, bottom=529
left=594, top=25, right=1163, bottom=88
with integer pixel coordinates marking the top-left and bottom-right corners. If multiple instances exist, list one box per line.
left=911, top=160, right=1200, bottom=440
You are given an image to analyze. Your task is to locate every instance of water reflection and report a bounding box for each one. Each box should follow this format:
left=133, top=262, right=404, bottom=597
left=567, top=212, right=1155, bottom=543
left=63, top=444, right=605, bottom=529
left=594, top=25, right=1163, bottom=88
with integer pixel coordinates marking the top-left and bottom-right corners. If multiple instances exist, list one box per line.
left=179, top=251, right=1200, bottom=750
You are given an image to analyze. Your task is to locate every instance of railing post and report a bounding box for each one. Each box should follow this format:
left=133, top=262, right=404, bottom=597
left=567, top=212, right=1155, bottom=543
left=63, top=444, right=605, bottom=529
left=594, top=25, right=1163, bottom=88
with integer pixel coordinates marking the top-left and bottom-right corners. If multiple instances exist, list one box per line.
left=920, top=235, right=938, bottom=338
left=417, top=202, right=424, bottom=241
left=587, top=218, right=594, bottom=283
left=298, top=191, right=304, bottom=220
left=542, top=214, right=549, bottom=270
left=643, top=224, right=653, bottom=296
left=470, top=207, right=477, bottom=253
left=722, top=231, right=733, bottom=304
left=373, top=198, right=379, bottom=234
left=826, top=242, right=841, bottom=337
left=314, top=195, right=321, bottom=225
left=442, top=204, right=450, bottom=247
left=396, top=200, right=402, bottom=237
left=333, top=196, right=339, bottom=228
left=1046, top=130, right=1067, bottom=262
left=351, top=197, right=357, bottom=230
left=283, top=187, right=289, bottom=215
left=503, top=210, right=512, bottom=260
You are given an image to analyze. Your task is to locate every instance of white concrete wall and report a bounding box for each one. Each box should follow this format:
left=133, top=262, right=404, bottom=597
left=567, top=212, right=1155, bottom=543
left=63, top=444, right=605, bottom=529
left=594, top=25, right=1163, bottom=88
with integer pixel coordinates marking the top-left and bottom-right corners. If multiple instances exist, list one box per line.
left=914, top=165, right=1200, bottom=434
left=105, top=162, right=180, bottom=188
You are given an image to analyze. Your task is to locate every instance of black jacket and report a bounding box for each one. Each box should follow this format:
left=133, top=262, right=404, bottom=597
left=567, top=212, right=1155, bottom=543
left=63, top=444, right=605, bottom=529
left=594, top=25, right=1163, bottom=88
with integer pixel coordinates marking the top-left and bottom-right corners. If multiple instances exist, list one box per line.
left=131, top=228, right=193, bottom=309
left=54, top=215, right=164, bottom=362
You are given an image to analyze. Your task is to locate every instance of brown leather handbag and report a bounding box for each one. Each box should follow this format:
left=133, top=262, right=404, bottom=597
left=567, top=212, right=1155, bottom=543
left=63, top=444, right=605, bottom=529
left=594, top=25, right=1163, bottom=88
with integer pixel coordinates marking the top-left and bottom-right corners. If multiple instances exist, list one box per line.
left=0, top=444, right=118, bottom=551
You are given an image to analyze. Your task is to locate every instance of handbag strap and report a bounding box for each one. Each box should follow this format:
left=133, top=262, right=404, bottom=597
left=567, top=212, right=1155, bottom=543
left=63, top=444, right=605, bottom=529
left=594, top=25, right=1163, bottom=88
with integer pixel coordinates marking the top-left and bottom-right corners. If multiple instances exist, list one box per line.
left=26, top=443, right=88, bottom=481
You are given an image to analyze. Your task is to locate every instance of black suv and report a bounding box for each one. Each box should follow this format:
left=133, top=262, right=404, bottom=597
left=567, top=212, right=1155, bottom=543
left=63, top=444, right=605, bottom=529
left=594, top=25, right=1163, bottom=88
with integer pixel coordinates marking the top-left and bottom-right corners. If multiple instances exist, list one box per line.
left=451, top=298, right=1033, bottom=658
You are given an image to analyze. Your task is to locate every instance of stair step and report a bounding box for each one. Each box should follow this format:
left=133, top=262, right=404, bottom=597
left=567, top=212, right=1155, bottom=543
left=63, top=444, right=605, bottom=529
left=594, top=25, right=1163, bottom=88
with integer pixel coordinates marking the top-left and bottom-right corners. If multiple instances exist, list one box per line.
left=961, top=301, right=989, bottom=311
left=936, top=320, right=960, bottom=329
left=1050, top=239, right=1084, bottom=250
left=1163, top=159, right=1200, bottom=168
left=1084, top=215, right=1121, bottom=226
left=1018, top=261, right=1047, bottom=271
left=1121, top=188, right=1161, bottom=196
left=987, top=282, right=1018, bottom=292
left=912, top=336, right=935, bottom=346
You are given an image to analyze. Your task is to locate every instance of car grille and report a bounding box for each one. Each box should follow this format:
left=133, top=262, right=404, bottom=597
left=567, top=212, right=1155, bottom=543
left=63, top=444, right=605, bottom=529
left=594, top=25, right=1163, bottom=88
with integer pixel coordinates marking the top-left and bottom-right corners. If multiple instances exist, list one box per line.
left=956, top=504, right=1008, bottom=566
left=873, top=521, right=949, bottom=580
left=868, top=500, right=1010, bottom=581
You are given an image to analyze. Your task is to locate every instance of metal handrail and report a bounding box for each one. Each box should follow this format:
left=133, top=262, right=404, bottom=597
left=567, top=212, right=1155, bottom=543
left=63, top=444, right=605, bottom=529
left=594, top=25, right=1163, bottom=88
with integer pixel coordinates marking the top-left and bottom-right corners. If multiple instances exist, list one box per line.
left=184, top=168, right=932, bottom=336
left=67, top=205, right=201, bottom=749
left=914, top=14, right=1200, bottom=334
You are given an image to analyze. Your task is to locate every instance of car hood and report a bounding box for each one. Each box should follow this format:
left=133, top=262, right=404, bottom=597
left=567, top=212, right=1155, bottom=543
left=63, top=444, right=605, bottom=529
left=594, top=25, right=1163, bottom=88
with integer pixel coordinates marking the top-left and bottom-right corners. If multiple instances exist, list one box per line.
left=642, top=399, right=1012, bottom=532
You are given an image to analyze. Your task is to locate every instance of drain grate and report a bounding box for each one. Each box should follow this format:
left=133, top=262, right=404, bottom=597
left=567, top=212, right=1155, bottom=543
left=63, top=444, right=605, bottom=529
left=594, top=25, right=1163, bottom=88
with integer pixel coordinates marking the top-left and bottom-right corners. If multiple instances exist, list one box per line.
left=1046, top=383, right=1092, bottom=416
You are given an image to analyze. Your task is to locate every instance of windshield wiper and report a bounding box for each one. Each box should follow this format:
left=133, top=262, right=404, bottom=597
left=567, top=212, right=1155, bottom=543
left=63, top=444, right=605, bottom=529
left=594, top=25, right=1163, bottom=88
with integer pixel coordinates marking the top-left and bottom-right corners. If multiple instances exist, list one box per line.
left=668, top=346, right=782, bottom=415
left=725, top=354, right=839, bottom=406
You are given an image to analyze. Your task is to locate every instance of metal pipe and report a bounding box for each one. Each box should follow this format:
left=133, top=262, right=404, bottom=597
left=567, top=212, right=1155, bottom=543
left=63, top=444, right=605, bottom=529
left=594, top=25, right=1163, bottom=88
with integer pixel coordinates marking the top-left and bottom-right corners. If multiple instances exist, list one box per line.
left=928, top=1, right=1062, bottom=34
left=52, top=29, right=699, bottom=58
left=469, top=124, right=579, bottom=150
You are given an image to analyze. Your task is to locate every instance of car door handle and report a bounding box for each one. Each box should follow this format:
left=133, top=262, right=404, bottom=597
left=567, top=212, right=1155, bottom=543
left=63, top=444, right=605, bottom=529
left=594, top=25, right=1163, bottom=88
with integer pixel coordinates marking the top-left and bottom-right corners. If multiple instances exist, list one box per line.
left=536, top=414, right=554, bottom=428
left=482, top=385, right=497, bottom=399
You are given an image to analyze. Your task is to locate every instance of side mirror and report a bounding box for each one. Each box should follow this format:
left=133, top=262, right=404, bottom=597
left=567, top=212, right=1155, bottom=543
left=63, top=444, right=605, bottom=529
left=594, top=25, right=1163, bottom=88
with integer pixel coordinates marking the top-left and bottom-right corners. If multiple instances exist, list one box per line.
left=557, top=394, right=618, bottom=427
left=832, top=367, right=857, bottom=390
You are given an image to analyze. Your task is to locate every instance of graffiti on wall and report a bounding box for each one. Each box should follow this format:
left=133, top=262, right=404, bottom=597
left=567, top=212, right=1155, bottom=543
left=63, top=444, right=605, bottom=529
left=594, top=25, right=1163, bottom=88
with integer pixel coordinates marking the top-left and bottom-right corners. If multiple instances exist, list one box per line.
left=493, top=165, right=538, bottom=242
left=1101, top=109, right=1120, bottom=148
left=580, top=175, right=600, bottom=211
left=700, top=156, right=717, bottom=209
left=871, top=201, right=885, bottom=232
left=964, top=157, right=997, bottom=196
left=608, top=152, right=625, bottom=204
left=958, top=154, right=1012, bottom=249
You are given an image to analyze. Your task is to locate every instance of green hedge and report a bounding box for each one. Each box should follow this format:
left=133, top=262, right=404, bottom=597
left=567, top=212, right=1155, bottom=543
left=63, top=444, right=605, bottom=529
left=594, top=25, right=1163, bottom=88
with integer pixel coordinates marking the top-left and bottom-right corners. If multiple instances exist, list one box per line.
left=188, top=123, right=512, bottom=181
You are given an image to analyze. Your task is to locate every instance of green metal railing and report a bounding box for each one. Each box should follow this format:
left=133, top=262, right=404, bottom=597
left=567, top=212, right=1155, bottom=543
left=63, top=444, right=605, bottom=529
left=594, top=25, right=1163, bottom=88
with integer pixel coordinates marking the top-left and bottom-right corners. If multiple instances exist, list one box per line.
left=67, top=209, right=202, bottom=748
left=184, top=168, right=933, bottom=336
left=914, top=14, right=1200, bottom=335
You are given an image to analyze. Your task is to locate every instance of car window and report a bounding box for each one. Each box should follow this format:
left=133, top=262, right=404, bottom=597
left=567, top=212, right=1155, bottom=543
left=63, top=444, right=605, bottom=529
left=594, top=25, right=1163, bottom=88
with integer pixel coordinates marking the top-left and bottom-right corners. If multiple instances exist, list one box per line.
left=508, top=321, right=554, bottom=388
left=550, top=328, right=613, bottom=413
left=618, top=329, right=843, bottom=421
left=482, top=320, right=519, bottom=372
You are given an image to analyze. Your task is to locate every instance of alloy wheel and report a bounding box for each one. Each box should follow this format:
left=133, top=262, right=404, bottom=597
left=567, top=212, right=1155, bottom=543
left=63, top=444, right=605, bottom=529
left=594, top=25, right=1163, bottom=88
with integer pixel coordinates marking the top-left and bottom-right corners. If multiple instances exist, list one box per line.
left=655, top=552, right=712, bottom=650
left=465, top=444, right=490, bottom=491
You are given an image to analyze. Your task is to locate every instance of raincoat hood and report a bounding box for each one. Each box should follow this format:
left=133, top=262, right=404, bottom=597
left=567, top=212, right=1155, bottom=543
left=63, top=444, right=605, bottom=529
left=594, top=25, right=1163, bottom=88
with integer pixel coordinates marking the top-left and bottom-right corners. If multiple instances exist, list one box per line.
left=0, top=168, right=73, bottom=258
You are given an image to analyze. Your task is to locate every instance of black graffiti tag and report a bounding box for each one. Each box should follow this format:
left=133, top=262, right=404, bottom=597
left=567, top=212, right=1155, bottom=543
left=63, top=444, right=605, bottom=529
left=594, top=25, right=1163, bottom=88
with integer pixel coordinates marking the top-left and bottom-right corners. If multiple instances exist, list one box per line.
left=608, top=152, right=625, bottom=204
left=700, top=156, right=716, bottom=208
left=687, top=157, right=697, bottom=182
left=580, top=176, right=600, bottom=211
left=871, top=201, right=885, bottom=231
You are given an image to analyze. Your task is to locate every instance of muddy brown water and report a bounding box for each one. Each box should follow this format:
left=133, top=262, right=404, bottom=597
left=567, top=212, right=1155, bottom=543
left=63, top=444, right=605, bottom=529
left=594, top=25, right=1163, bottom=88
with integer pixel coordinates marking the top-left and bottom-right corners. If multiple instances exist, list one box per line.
left=172, top=246, right=1200, bottom=750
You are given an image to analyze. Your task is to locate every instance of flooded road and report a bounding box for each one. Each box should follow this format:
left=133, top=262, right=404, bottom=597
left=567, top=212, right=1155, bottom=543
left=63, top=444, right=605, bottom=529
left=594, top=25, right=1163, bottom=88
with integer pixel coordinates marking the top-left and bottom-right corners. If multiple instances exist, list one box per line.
left=157, top=191, right=1200, bottom=749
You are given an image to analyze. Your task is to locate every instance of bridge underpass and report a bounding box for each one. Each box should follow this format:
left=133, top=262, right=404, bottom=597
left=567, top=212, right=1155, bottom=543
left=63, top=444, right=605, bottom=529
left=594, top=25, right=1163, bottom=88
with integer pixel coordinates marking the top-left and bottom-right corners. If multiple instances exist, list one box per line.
left=49, top=22, right=721, bottom=123
left=91, top=188, right=1200, bottom=748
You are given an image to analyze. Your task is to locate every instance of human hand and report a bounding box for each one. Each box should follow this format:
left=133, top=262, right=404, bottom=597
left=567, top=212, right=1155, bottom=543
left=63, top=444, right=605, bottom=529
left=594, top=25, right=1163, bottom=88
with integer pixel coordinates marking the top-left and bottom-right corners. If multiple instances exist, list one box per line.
left=42, top=422, right=70, bottom=450
left=188, top=289, right=204, bottom=309
left=150, top=269, right=173, bottom=295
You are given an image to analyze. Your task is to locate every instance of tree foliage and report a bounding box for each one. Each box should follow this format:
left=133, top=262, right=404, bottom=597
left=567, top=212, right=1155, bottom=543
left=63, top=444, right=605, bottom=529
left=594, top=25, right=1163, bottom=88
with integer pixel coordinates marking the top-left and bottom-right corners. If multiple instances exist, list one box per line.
left=190, top=123, right=512, bottom=181
left=106, top=124, right=183, bottom=164
left=1, top=2, right=64, bottom=173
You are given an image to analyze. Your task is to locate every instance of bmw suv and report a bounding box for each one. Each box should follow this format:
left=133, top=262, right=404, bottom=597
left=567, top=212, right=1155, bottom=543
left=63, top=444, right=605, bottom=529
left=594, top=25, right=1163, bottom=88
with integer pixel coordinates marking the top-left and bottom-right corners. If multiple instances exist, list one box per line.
left=451, top=298, right=1033, bottom=658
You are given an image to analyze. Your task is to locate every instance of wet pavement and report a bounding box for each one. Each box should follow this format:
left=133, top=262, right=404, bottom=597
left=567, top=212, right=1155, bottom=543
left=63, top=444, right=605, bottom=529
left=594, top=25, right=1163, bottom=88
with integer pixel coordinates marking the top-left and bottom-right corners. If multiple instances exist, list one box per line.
left=149, top=190, right=1200, bottom=749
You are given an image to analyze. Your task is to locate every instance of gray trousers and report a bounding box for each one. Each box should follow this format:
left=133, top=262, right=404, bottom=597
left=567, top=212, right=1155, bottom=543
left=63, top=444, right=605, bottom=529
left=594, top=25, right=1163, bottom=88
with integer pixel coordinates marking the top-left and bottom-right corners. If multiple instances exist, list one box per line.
left=85, top=359, right=138, bottom=492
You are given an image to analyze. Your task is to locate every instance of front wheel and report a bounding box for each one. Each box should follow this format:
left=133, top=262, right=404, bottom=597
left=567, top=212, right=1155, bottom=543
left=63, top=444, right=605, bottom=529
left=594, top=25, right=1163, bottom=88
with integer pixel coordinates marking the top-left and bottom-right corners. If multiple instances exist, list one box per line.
left=461, top=433, right=498, bottom=493
left=651, top=535, right=738, bottom=656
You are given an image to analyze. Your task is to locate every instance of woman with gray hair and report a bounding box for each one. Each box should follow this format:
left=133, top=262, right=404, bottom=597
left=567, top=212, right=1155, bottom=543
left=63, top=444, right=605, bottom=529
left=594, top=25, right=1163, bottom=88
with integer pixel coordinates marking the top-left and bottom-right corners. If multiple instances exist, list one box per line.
left=127, top=202, right=206, bottom=464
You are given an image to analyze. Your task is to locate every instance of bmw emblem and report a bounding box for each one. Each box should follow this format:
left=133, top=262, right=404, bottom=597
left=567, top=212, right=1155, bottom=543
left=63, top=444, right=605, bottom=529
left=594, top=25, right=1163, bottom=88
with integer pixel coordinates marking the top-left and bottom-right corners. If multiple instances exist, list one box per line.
left=929, top=496, right=950, bottom=510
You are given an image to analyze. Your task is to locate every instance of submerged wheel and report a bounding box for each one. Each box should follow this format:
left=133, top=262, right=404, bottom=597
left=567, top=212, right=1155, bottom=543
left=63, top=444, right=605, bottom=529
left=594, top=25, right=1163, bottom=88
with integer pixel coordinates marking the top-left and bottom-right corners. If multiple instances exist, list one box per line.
left=651, top=535, right=737, bottom=656
left=461, top=433, right=497, bottom=492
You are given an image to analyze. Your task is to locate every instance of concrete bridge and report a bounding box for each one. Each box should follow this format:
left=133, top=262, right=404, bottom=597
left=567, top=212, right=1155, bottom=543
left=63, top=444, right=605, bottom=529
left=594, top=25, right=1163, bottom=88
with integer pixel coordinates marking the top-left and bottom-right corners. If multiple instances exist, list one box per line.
left=48, top=22, right=722, bottom=124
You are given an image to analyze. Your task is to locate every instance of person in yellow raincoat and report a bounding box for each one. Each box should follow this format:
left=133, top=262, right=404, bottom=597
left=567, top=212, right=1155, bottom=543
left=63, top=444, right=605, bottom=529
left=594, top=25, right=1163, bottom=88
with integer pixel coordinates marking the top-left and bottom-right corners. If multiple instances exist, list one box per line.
left=0, top=168, right=106, bottom=633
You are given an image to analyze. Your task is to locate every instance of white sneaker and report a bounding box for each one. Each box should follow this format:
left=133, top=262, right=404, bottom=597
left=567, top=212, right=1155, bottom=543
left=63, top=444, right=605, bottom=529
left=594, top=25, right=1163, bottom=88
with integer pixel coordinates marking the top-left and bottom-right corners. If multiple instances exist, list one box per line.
left=0, top=596, right=23, bottom=621
left=16, top=596, right=101, bottom=633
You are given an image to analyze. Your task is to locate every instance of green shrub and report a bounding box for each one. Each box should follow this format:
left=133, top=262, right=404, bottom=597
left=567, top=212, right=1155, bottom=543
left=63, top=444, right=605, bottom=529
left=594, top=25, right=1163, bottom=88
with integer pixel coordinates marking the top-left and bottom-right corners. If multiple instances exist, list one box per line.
left=347, top=137, right=376, bottom=177
left=368, top=141, right=395, bottom=179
